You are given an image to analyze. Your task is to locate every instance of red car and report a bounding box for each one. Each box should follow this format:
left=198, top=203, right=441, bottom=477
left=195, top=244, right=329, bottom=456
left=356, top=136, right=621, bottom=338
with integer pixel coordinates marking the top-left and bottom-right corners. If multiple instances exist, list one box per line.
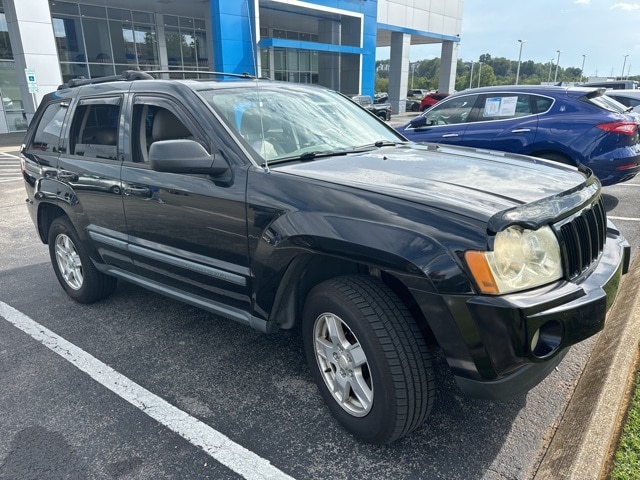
left=419, top=92, right=448, bottom=111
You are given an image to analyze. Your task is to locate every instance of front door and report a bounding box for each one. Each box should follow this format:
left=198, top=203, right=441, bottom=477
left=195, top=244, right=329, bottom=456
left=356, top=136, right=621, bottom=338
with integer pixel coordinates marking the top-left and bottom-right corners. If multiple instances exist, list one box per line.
left=120, top=95, right=252, bottom=312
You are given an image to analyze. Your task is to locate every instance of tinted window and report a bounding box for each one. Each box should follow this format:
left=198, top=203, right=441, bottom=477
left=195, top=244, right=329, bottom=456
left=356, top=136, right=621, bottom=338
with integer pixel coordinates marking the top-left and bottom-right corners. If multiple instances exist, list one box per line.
left=533, top=96, right=553, bottom=114
left=70, top=102, right=120, bottom=160
left=30, top=102, right=67, bottom=153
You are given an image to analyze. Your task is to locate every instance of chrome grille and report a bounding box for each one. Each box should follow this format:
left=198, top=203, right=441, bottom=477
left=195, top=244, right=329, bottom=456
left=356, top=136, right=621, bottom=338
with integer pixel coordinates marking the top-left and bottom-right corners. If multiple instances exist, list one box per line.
left=556, top=196, right=607, bottom=278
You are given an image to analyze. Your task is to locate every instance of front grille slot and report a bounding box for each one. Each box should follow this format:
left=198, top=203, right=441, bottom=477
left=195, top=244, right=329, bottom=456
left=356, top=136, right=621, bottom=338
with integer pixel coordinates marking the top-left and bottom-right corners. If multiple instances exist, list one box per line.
left=557, top=197, right=607, bottom=278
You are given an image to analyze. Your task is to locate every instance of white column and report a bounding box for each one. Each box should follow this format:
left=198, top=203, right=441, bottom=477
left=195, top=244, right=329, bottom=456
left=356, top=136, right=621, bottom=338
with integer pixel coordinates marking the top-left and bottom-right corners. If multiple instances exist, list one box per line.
left=4, top=0, right=62, bottom=122
left=438, top=40, right=458, bottom=94
left=388, top=32, right=410, bottom=114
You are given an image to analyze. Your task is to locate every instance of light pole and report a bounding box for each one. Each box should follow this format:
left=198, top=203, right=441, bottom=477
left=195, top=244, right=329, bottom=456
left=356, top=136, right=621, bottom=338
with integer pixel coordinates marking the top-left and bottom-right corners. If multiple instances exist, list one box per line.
left=622, top=55, right=629, bottom=79
left=410, top=62, right=419, bottom=89
left=515, top=39, right=526, bottom=85
left=469, top=61, right=474, bottom=89
left=581, top=54, right=586, bottom=83
left=477, top=62, right=482, bottom=88
left=554, top=50, right=562, bottom=83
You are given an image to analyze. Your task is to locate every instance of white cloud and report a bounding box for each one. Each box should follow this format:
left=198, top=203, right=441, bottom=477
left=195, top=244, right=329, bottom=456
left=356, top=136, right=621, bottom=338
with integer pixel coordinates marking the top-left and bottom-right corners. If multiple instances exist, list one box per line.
left=574, top=0, right=590, bottom=4
left=612, top=3, right=640, bottom=10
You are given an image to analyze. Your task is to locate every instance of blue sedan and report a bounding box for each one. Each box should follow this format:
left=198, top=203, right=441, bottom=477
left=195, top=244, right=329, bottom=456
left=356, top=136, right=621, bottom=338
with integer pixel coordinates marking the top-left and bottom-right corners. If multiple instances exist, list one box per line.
left=397, top=85, right=640, bottom=186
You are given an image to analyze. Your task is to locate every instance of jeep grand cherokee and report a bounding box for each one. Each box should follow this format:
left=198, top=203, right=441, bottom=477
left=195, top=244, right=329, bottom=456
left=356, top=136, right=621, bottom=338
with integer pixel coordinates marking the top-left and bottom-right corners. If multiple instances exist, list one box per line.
left=21, top=71, right=630, bottom=444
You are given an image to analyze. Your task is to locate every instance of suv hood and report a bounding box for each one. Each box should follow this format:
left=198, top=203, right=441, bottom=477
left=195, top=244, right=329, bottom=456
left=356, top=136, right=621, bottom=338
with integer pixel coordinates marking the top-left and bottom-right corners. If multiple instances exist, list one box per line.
left=275, top=144, right=590, bottom=224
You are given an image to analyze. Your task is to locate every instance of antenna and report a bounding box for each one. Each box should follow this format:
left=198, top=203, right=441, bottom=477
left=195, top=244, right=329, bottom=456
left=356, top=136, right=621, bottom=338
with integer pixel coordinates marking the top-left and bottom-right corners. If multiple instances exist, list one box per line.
left=246, top=0, right=269, bottom=172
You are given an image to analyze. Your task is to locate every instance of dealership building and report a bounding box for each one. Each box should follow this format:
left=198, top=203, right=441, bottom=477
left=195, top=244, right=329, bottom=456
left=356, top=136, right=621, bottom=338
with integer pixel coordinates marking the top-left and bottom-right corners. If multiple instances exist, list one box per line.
left=0, top=0, right=462, bottom=133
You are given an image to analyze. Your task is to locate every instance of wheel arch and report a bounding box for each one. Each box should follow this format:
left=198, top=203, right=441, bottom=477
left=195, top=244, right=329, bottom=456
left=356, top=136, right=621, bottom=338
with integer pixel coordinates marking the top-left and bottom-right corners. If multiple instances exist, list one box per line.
left=36, top=202, right=67, bottom=244
left=267, top=252, right=438, bottom=347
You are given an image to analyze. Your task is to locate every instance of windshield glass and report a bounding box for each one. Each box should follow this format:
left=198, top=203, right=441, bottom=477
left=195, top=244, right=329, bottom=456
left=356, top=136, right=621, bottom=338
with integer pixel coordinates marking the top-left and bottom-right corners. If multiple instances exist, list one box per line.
left=198, top=84, right=403, bottom=163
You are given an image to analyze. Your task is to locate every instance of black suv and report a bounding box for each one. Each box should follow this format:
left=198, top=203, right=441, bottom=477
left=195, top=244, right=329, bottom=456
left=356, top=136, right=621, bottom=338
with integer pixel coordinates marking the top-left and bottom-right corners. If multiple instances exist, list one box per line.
left=21, top=71, right=630, bottom=444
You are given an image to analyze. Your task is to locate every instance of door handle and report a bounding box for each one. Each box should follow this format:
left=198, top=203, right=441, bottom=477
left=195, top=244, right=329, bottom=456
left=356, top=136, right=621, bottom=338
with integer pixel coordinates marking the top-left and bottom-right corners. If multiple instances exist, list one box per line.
left=57, top=171, right=78, bottom=182
left=123, top=184, right=152, bottom=197
left=511, top=128, right=531, bottom=133
left=442, top=133, right=459, bottom=138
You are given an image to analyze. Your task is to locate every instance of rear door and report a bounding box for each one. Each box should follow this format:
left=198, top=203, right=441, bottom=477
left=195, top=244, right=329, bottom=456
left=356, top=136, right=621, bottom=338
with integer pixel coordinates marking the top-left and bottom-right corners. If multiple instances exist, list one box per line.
left=461, top=93, right=545, bottom=153
left=56, top=95, right=130, bottom=270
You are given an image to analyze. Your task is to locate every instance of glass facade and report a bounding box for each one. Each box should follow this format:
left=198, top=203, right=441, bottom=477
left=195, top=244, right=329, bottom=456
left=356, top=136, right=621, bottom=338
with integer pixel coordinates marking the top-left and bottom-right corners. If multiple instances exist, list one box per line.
left=51, top=1, right=161, bottom=81
left=163, top=15, right=208, bottom=72
left=259, top=27, right=320, bottom=84
left=0, top=1, right=27, bottom=132
left=49, top=1, right=209, bottom=82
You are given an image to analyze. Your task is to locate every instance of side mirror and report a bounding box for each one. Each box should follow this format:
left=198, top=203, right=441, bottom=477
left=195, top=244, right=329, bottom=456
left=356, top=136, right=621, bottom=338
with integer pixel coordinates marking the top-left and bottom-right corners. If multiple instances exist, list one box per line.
left=408, top=116, right=427, bottom=128
left=149, top=139, right=229, bottom=175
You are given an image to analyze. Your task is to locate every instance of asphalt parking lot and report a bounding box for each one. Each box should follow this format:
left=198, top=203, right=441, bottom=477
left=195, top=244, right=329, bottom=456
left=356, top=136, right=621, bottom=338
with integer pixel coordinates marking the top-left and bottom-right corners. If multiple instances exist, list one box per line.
left=1, top=139, right=639, bottom=479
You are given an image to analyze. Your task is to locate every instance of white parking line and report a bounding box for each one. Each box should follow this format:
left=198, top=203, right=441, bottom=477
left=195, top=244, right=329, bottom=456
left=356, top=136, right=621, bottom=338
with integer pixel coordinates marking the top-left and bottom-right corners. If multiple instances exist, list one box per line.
left=0, top=301, right=295, bottom=480
left=609, top=216, right=640, bottom=222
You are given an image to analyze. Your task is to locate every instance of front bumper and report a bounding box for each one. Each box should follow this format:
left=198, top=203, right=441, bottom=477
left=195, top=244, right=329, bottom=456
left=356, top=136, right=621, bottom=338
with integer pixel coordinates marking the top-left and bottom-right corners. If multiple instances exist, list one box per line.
left=449, top=230, right=629, bottom=400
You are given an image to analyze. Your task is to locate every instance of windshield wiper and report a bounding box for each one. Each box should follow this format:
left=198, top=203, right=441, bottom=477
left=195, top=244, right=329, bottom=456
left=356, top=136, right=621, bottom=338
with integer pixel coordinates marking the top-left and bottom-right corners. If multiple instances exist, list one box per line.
left=266, top=149, right=351, bottom=165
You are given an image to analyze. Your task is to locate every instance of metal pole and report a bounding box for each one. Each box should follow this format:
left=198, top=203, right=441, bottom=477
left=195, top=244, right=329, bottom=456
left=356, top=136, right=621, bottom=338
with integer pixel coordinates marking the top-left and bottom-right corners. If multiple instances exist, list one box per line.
left=411, top=63, right=415, bottom=89
left=622, top=55, right=629, bottom=79
left=469, top=61, right=474, bottom=89
left=554, top=50, right=562, bottom=83
left=581, top=54, right=586, bottom=83
left=515, top=39, right=526, bottom=85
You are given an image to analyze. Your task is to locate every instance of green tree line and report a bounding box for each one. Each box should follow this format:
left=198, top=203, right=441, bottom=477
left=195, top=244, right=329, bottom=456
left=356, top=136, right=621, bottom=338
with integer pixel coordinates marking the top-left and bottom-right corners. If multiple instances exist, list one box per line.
left=375, top=53, right=640, bottom=93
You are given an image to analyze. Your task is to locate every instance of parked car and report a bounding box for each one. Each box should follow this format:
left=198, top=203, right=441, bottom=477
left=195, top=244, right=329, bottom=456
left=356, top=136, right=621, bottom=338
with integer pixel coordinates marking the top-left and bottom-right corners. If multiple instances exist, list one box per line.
left=407, top=88, right=429, bottom=98
left=351, top=94, right=391, bottom=120
left=603, top=90, right=640, bottom=112
left=21, top=71, right=629, bottom=444
left=582, top=80, right=638, bottom=90
left=419, top=92, right=449, bottom=111
left=375, top=93, right=420, bottom=112
left=398, top=85, right=640, bottom=186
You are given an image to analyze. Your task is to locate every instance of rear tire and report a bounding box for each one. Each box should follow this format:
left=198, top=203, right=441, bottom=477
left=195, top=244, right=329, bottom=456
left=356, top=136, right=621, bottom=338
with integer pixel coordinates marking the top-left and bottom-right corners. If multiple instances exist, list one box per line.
left=48, top=217, right=117, bottom=303
left=302, top=275, right=435, bottom=444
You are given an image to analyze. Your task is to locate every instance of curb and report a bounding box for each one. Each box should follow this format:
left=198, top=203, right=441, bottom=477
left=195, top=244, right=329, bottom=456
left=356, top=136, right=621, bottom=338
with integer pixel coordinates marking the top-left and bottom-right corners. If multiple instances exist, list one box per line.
left=534, top=252, right=640, bottom=479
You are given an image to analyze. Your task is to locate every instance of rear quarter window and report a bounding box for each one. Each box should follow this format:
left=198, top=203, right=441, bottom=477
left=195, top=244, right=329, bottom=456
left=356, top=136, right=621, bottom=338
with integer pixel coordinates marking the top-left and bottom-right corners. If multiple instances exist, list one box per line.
left=29, top=102, right=68, bottom=153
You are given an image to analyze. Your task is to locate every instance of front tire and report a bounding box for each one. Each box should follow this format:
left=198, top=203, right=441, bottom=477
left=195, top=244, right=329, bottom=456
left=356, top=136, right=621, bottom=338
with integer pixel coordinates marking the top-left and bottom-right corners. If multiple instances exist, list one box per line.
left=302, top=275, right=435, bottom=444
left=48, top=217, right=117, bottom=303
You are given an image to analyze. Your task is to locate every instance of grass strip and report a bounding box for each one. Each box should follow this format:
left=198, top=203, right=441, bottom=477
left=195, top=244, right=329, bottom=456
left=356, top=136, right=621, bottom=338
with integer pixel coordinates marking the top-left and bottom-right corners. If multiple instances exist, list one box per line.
left=610, top=370, right=640, bottom=479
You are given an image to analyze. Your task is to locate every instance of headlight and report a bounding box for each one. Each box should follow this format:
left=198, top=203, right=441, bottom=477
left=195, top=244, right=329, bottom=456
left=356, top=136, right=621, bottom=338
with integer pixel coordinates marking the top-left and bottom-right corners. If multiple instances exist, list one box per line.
left=465, top=225, right=563, bottom=294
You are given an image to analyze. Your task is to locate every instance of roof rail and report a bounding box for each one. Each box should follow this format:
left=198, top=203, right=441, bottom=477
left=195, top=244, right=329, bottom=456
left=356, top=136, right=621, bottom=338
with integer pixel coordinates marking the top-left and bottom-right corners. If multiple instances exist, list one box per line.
left=142, top=70, right=256, bottom=79
left=58, top=70, right=154, bottom=90
left=57, top=69, right=256, bottom=90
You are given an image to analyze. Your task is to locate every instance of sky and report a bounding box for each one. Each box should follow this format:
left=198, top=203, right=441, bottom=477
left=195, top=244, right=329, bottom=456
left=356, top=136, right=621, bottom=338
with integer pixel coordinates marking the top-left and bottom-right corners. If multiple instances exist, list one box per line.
left=378, top=0, right=640, bottom=79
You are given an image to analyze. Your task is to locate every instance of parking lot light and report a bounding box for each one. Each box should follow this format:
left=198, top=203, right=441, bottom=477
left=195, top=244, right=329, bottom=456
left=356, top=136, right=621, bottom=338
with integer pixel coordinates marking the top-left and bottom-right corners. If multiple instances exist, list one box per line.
left=554, top=50, right=562, bottom=83
left=516, top=39, right=526, bottom=85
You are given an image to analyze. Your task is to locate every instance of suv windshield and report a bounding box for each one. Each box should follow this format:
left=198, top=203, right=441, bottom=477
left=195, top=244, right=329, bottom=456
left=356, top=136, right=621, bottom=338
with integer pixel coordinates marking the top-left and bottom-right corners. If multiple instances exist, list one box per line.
left=198, top=84, right=402, bottom=163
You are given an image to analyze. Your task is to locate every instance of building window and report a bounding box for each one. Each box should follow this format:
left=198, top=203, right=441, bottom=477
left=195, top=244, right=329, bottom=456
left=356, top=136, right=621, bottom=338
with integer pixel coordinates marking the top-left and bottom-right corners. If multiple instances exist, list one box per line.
left=0, top=1, right=25, bottom=131
left=50, top=1, right=160, bottom=82
left=163, top=15, right=209, bottom=75
left=267, top=47, right=318, bottom=85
